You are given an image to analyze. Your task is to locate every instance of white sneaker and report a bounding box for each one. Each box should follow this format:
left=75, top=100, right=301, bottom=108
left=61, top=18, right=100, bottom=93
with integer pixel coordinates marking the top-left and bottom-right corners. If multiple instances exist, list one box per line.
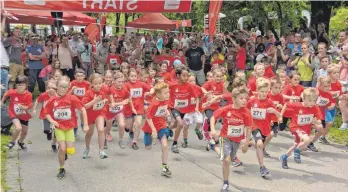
left=339, top=123, right=348, bottom=131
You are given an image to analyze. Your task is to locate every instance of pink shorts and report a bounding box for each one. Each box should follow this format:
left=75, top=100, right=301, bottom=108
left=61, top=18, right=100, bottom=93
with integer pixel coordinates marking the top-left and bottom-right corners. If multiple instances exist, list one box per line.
left=292, top=129, right=309, bottom=144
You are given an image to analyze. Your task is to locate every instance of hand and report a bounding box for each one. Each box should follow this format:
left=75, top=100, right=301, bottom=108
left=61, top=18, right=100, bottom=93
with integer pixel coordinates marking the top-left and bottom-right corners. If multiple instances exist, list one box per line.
left=152, top=130, right=158, bottom=140
left=211, top=130, right=218, bottom=141
left=202, top=102, right=209, bottom=109
left=110, top=102, right=117, bottom=107
left=94, top=95, right=102, bottom=102
left=132, top=108, right=137, bottom=115
left=242, top=143, right=248, bottom=153
left=277, top=104, right=283, bottom=109
left=51, top=120, right=59, bottom=128
left=195, top=107, right=199, bottom=112
left=83, top=124, right=89, bottom=133
left=277, top=45, right=281, bottom=49
left=71, top=86, right=76, bottom=92
left=278, top=117, right=283, bottom=123
left=122, top=100, right=129, bottom=105
left=18, top=104, right=27, bottom=110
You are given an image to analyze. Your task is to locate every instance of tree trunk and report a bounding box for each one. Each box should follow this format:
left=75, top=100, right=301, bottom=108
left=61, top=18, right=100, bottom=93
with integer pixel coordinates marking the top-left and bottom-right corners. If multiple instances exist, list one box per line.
left=276, top=1, right=283, bottom=36
left=115, top=13, right=121, bottom=34
left=124, top=13, right=130, bottom=33
left=310, top=1, right=331, bottom=33
left=132, top=13, right=135, bottom=21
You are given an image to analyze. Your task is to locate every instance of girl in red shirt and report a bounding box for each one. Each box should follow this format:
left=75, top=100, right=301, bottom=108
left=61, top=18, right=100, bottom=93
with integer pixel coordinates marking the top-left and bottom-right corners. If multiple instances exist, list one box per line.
left=32, top=80, right=58, bottom=152
left=82, top=73, right=109, bottom=159
left=106, top=46, right=122, bottom=70
left=267, top=78, right=285, bottom=137
left=102, top=70, right=115, bottom=145
left=124, top=69, right=151, bottom=150
left=105, top=73, right=129, bottom=149
left=120, top=62, right=130, bottom=80
left=248, top=63, right=266, bottom=96
left=2, top=75, right=33, bottom=151
left=158, top=61, right=172, bottom=82
left=44, top=76, right=89, bottom=179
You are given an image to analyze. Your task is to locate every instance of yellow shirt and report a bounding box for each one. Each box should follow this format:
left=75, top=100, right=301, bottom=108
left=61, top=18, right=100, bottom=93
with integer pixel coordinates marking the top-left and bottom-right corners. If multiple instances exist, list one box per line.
left=297, top=57, right=313, bottom=81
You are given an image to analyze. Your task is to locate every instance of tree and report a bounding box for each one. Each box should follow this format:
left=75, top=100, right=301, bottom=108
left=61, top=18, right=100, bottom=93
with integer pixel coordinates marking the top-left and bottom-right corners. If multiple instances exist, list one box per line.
left=124, top=13, right=130, bottom=33
left=330, top=7, right=348, bottom=36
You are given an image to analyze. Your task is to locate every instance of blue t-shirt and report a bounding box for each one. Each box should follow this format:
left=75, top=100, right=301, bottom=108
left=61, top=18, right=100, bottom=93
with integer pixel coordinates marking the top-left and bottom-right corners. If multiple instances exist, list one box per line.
left=157, top=38, right=163, bottom=50
left=26, top=44, right=44, bottom=69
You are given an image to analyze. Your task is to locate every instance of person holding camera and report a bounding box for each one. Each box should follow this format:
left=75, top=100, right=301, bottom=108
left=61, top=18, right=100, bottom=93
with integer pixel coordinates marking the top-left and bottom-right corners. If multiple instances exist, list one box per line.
left=273, top=37, right=290, bottom=70
left=288, top=43, right=314, bottom=87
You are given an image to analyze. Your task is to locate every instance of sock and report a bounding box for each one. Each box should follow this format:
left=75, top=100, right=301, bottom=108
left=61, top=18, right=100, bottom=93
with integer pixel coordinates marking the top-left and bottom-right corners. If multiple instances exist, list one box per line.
left=282, top=154, right=288, bottom=160
left=223, top=180, right=229, bottom=185
left=309, top=142, right=313, bottom=145
left=173, top=141, right=178, bottom=146
left=162, top=163, right=167, bottom=168
left=60, top=166, right=64, bottom=169
left=184, top=139, right=188, bottom=144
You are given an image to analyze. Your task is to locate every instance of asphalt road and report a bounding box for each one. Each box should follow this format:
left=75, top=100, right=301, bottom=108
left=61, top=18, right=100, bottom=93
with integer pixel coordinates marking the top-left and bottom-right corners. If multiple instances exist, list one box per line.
left=7, top=114, right=348, bottom=192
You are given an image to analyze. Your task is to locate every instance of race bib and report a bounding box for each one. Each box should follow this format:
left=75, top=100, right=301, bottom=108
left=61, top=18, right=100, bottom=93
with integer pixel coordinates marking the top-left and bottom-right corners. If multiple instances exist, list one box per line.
left=174, top=99, right=188, bottom=108
left=273, top=101, right=279, bottom=105
left=93, top=100, right=105, bottom=110
left=190, top=97, right=196, bottom=105
left=290, top=96, right=301, bottom=102
left=227, top=125, right=244, bottom=137
left=54, top=108, right=71, bottom=120
left=251, top=108, right=266, bottom=120
left=130, top=88, right=143, bottom=98
left=297, top=114, right=314, bottom=126
left=110, top=59, right=117, bottom=64
left=316, top=96, right=329, bottom=106
left=154, top=105, right=167, bottom=117
left=73, top=88, right=85, bottom=97
left=109, top=105, right=123, bottom=113
left=14, top=104, right=26, bottom=115
left=330, top=91, right=340, bottom=99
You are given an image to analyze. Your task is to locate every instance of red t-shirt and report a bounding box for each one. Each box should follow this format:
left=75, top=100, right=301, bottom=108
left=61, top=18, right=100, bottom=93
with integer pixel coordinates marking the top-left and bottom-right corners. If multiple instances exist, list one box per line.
left=267, top=92, right=285, bottom=122
left=286, top=102, right=323, bottom=135
left=213, top=106, right=252, bottom=143
left=158, top=72, right=172, bottom=82
left=236, top=47, right=246, bottom=70
left=37, top=92, right=54, bottom=119
left=105, top=86, right=130, bottom=120
left=202, top=81, right=224, bottom=110
left=189, top=84, right=203, bottom=112
left=142, top=100, right=169, bottom=133
left=44, top=94, right=84, bottom=130
left=82, top=89, right=108, bottom=124
left=4, top=89, right=32, bottom=121
left=174, top=55, right=185, bottom=64
left=282, top=84, right=304, bottom=117
left=106, top=54, right=122, bottom=69
left=69, top=80, right=90, bottom=100
left=247, top=97, right=276, bottom=136
left=169, top=82, right=198, bottom=114
left=170, top=49, right=179, bottom=56
left=330, top=81, right=342, bottom=100
left=316, top=89, right=334, bottom=118
left=247, top=76, right=257, bottom=96
left=264, top=65, right=275, bottom=79
left=161, top=55, right=175, bottom=72
left=124, top=80, right=151, bottom=115
left=222, top=92, right=233, bottom=105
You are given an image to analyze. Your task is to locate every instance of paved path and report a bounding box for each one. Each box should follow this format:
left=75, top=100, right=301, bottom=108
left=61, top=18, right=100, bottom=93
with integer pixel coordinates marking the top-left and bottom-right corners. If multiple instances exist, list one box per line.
left=6, top=114, right=348, bottom=192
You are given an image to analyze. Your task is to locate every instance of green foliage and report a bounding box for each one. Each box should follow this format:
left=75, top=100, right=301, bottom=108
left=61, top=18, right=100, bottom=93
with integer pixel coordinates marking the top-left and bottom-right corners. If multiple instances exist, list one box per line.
left=1, top=134, right=12, bottom=191
left=329, top=7, right=348, bottom=36
left=328, top=115, right=348, bottom=146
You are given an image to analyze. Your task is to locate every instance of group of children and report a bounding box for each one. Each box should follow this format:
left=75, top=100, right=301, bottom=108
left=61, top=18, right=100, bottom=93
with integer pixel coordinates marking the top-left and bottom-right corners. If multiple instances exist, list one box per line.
left=1, top=53, right=347, bottom=192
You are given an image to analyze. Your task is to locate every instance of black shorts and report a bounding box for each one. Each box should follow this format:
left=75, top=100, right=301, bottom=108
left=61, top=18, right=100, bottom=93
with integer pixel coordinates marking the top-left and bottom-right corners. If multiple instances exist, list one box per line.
left=321, top=120, right=326, bottom=129
left=11, top=118, right=29, bottom=126
left=171, top=109, right=185, bottom=119
left=252, top=129, right=267, bottom=142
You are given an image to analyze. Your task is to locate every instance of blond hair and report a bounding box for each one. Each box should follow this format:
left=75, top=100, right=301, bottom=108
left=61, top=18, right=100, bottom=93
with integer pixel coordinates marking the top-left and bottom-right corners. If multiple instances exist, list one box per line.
left=154, top=82, right=169, bottom=95
left=256, top=77, right=270, bottom=90
left=302, top=88, right=319, bottom=100
left=327, top=64, right=339, bottom=74
left=318, top=76, right=331, bottom=85
left=270, top=77, right=282, bottom=87
left=89, top=73, right=103, bottom=83
left=232, top=77, right=247, bottom=89
left=232, top=87, right=248, bottom=99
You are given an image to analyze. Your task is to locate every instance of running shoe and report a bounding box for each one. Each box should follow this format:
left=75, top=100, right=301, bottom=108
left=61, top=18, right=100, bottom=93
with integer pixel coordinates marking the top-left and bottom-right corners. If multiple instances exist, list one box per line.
left=6, top=141, right=15, bottom=150
left=220, top=184, right=229, bottom=192
left=294, top=148, right=301, bottom=163
left=47, top=129, right=53, bottom=140
left=106, top=134, right=113, bottom=142
left=202, top=117, right=209, bottom=132
left=279, top=154, right=289, bottom=169
left=339, top=123, right=348, bottom=131
left=181, top=142, right=188, bottom=148
left=263, top=149, right=271, bottom=158
left=231, top=157, right=242, bottom=167
left=169, top=129, right=173, bottom=137
left=17, top=141, right=27, bottom=150
left=119, top=140, right=126, bottom=149
left=57, top=168, right=65, bottom=179
left=125, top=128, right=130, bottom=133
left=65, top=153, right=68, bottom=161
left=206, top=142, right=210, bottom=151
left=260, top=166, right=269, bottom=177
left=171, top=145, right=179, bottom=153
left=307, top=143, right=319, bottom=152
left=319, top=136, right=330, bottom=145
left=209, top=139, right=216, bottom=150
left=99, top=151, right=108, bottom=159
left=52, top=144, right=58, bottom=153
left=104, top=139, right=108, bottom=149
left=131, top=142, right=139, bottom=150
left=161, top=166, right=172, bottom=177
left=273, top=131, right=278, bottom=137
left=195, top=129, right=204, bottom=140
left=82, top=148, right=90, bottom=159
left=129, top=131, right=134, bottom=140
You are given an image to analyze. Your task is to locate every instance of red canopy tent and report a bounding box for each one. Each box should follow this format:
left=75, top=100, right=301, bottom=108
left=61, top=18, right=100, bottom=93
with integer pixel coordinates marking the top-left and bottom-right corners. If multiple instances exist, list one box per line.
left=127, top=13, right=176, bottom=30
left=5, top=10, right=95, bottom=25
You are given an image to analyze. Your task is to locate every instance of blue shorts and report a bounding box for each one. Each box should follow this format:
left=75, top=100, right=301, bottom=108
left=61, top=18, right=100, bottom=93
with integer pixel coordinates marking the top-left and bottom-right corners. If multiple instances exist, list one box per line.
left=144, top=128, right=170, bottom=146
left=325, top=108, right=336, bottom=123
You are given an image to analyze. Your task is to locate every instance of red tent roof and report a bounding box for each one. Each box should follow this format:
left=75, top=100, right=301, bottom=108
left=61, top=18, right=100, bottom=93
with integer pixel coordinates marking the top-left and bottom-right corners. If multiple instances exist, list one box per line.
left=6, top=10, right=95, bottom=25
left=127, top=13, right=176, bottom=30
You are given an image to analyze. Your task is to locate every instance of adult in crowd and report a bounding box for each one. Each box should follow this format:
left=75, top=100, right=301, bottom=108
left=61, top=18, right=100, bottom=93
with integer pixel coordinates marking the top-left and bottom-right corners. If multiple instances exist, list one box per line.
left=93, top=38, right=109, bottom=75
left=26, top=35, right=46, bottom=93
left=336, top=31, right=348, bottom=54
left=77, top=35, right=93, bottom=78
left=312, top=42, right=332, bottom=86
left=52, top=34, right=74, bottom=80
left=289, top=43, right=314, bottom=87
left=1, top=41, right=9, bottom=97
left=180, top=34, right=189, bottom=49
left=288, top=33, right=302, bottom=54
left=2, top=27, right=24, bottom=89
left=68, top=31, right=82, bottom=70
left=185, top=39, right=205, bottom=85
left=273, top=37, right=290, bottom=68
left=317, top=23, right=330, bottom=47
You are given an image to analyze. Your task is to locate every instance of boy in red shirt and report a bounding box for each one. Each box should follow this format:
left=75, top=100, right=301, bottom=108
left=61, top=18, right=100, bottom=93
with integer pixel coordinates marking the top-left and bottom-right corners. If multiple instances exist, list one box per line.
left=248, top=63, right=266, bottom=96
left=267, top=77, right=285, bottom=137
left=106, top=46, right=122, bottom=70
left=45, top=76, right=89, bottom=179
left=210, top=88, right=252, bottom=192
left=32, top=80, right=58, bottom=152
left=247, top=77, right=281, bottom=177
left=279, top=88, right=323, bottom=169
left=142, top=82, right=172, bottom=177
left=1, top=76, right=32, bottom=151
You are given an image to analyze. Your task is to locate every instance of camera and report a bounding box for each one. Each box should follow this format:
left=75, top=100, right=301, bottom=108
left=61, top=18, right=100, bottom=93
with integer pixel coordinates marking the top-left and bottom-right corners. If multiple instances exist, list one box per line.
left=275, top=41, right=281, bottom=46
left=295, top=52, right=303, bottom=57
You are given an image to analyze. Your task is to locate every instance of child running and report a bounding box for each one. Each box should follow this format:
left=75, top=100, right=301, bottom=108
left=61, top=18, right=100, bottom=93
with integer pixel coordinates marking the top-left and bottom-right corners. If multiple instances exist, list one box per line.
left=267, top=78, right=285, bottom=137
left=2, top=75, right=33, bottom=150
left=142, top=82, right=172, bottom=176
left=44, top=76, right=89, bottom=179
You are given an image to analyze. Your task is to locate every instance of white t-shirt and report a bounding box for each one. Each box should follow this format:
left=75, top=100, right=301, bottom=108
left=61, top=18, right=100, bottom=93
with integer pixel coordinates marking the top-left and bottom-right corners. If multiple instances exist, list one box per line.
left=52, top=45, right=73, bottom=69
left=0, top=42, right=9, bottom=67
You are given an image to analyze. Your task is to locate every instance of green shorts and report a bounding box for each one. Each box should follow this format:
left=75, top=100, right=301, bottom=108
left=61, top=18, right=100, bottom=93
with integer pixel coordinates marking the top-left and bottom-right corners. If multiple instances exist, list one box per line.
left=55, top=128, right=75, bottom=142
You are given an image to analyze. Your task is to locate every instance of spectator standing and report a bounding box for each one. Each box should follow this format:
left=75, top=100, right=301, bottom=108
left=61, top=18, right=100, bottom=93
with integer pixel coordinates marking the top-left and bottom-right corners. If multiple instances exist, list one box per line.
left=26, top=35, right=46, bottom=93
left=77, top=35, right=93, bottom=78
left=1, top=41, right=9, bottom=97
left=52, top=35, right=74, bottom=80
left=68, top=31, right=82, bottom=70
left=94, top=38, right=109, bottom=75
left=185, top=40, right=206, bottom=85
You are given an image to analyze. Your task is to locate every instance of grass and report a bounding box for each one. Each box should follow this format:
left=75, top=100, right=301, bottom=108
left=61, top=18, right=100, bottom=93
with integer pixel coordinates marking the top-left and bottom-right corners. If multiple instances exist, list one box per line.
left=1, top=134, right=12, bottom=191
left=328, top=115, right=348, bottom=146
